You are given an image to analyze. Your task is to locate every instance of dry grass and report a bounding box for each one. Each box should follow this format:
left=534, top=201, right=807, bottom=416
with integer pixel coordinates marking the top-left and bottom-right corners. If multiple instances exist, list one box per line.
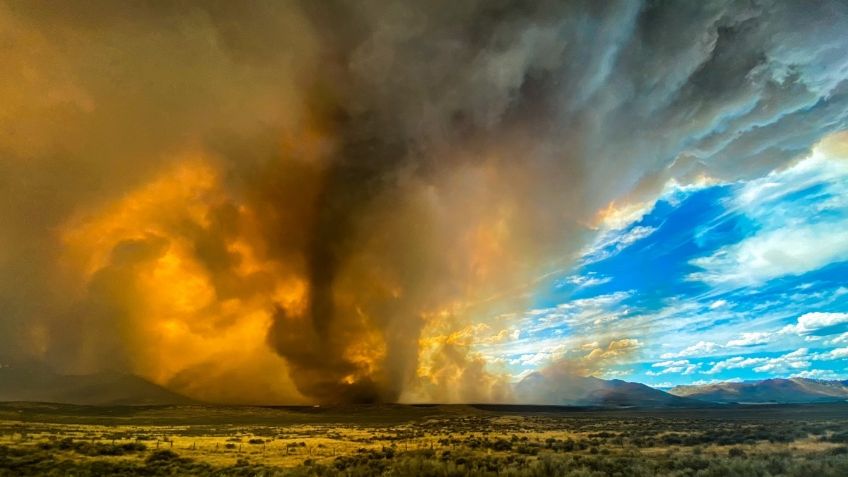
left=0, top=403, right=847, bottom=475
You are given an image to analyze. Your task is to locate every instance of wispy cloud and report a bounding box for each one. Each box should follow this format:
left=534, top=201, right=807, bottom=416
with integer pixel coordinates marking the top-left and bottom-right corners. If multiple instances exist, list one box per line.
left=705, top=349, right=811, bottom=375
left=727, top=332, right=771, bottom=347
left=557, top=272, right=613, bottom=289
left=646, top=359, right=699, bottom=376
left=581, top=225, right=658, bottom=264
left=689, top=156, right=848, bottom=286
left=661, top=341, right=720, bottom=359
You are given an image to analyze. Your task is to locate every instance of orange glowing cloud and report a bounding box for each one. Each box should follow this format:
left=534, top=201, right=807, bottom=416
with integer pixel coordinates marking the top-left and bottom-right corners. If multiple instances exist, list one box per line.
left=58, top=153, right=309, bottom=404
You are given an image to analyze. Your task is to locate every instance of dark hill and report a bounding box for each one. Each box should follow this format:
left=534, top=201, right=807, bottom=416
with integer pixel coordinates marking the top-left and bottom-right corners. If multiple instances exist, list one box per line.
left=0, top=362, right=195, bottom=406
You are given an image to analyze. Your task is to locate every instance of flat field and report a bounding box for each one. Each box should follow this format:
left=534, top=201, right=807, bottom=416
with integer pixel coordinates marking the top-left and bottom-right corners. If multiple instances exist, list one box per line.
left=0, top=402, right=847, bottom=476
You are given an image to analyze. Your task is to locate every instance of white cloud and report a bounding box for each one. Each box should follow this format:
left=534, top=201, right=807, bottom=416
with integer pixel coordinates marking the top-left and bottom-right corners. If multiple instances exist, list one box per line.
left=705, top=349, right=812, bottom=375
left=581, top=225, right=657, bottom=263
left=562, top=273, right=612, bottom=288
left=822, top=347, right=848, bottom=360
left=520, top=291, right=633, bottom=334
left=828, top=332, right=848, bottom=345
left=661, top=341, right=719, bottom=359
left=647, top=359, right=699, bottom=376
left=754, top=359, right=810, bottom=373
left=478, top=328, right=521, bottom=344
left=780, top=312, right=848, bottom=335
left=511, top=369, right=536, bottom=382
left=689, top=223, right=848, bottom=285
left=511, top=343, right=569, bottom=367
left=689, top=377, right=743, bottom=386
left=688, top=156, right=848, bottom=286
left=653, top=359, right=690, bottom=368
left=705, top=356, right=768, bottom=374
left=709, top=299, right=728, bottom=310
left=727, top=332, right=771, bottom=347
left=793, top=369, right=847, bottom=380
left=513, top=352, right=554, bottom=367
left=612, top=226, right=657, bottom=248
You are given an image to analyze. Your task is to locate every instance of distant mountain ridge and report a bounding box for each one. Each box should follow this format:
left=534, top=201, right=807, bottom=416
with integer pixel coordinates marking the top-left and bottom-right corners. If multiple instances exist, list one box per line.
left=0, top=362, right=195, bottom=406
left=515, top=372, right=702, bottom=407
left=3, top=360, right=846, bottom=407
left=0, top=362, right=699, bottom=407
left=669, top=378, right=848, bottom=403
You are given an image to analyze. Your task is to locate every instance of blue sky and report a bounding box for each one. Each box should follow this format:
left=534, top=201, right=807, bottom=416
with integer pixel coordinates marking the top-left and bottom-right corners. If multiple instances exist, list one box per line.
left=478, top=142, right=848, bottom=387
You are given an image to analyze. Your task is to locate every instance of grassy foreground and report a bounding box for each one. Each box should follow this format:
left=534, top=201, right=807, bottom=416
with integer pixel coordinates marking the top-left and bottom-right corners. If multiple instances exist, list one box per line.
left=0, top=402, right=846, bottom=476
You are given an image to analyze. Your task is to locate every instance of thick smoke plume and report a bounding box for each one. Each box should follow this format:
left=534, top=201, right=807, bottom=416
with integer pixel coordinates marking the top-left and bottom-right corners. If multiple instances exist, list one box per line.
left=1, top=0, right=847, bottom=404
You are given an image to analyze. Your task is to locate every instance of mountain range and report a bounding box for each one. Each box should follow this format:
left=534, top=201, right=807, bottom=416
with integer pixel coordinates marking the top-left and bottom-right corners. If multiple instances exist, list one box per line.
left=669, top=377, right=848, bottom=404
left=514, top=371, right=701, bottom=407
left=1, top=360, right=846, bottom=406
